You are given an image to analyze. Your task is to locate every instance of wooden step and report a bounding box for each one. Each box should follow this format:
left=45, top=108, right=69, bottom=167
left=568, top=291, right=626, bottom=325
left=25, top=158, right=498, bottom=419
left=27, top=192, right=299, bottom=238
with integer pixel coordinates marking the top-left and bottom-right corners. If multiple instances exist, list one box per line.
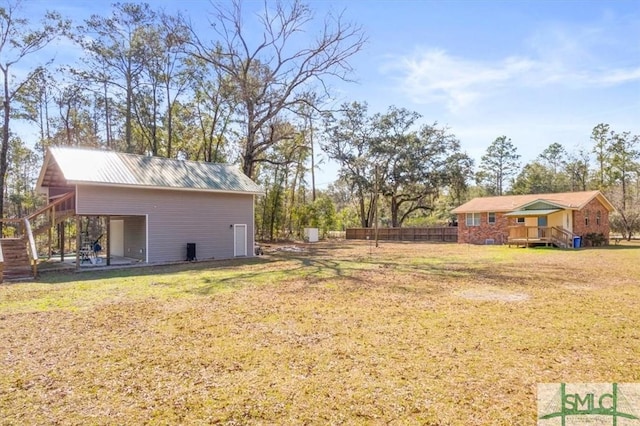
left=3, top=267, right=33, bottom=278
left=1, top=238, right=34, bottom=281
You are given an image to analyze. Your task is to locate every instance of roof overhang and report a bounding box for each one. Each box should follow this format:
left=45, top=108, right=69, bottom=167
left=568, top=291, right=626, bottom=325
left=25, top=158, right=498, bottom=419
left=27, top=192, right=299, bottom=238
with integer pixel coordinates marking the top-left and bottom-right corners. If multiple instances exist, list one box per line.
left=515, top=199, right=568, bottom=210
left=504, top=209, right=561, bottom=217
left=591, top=192, right=616, bottom=212
left=73, top=181, right=264, bottom=196
left=36, top=150, right=67, bottom=193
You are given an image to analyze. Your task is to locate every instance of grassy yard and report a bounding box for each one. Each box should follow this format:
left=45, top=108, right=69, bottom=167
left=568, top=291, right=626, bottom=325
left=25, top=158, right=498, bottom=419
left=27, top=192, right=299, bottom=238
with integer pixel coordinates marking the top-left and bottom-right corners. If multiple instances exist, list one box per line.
left=1, top=241, right=639, bottom=425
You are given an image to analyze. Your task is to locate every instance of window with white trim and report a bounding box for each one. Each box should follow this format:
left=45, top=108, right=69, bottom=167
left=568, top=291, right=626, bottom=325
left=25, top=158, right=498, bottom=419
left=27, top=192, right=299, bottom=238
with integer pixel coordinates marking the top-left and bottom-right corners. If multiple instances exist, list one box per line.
left=465, top=213, right=480, bottom=226
left=516, top=217, right=525, bottom=224
left=488, top=212, right=496, bottom=224
left=596, top=210, right=601, bottom=225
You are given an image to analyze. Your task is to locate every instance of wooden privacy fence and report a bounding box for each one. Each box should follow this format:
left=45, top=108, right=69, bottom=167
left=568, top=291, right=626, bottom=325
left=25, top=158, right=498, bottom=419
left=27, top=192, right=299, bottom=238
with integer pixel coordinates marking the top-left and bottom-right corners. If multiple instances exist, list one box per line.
left=346, top=227, right=458, bottom=242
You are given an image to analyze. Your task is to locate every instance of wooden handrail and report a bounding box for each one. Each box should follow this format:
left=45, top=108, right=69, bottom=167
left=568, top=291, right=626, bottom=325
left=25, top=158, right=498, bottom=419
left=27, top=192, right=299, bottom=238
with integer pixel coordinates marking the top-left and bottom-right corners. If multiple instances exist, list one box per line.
left=0, top=218, right=24, bottom=223
left=23, top=218, right=38, bottom=277
left=0, top=193, right=74, bottom=279
left=27, top=192, right=75, bottom=221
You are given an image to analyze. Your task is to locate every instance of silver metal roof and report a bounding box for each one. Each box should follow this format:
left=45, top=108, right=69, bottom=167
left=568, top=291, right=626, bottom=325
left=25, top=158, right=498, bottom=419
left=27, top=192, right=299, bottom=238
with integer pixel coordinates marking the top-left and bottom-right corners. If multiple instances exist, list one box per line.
left=38, top=147, right=263, bottom=194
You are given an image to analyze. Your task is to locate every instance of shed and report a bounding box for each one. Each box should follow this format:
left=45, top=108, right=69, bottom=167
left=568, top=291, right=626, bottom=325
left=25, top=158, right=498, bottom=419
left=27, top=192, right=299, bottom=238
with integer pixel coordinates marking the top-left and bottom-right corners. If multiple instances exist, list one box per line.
left=0, top=147, right=263, bottom=280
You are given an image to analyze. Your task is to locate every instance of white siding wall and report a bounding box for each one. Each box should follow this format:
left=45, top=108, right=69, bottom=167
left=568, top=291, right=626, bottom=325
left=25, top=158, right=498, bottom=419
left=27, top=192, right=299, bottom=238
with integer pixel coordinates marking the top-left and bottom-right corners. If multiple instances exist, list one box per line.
left=77, top=185, right=255, bottom=263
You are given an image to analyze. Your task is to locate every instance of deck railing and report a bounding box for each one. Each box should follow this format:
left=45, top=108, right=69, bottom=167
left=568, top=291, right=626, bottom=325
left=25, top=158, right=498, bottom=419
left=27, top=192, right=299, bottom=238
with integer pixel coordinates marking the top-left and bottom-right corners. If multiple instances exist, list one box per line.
left=550, top=226, right=575, bottom=248
left=0, top=192, right=76, bottom=240
left=509, top=225, right=576, bottom=248
left=27, top=192, right=76, bottom=237
left=508, top=226, right=551, bottom=240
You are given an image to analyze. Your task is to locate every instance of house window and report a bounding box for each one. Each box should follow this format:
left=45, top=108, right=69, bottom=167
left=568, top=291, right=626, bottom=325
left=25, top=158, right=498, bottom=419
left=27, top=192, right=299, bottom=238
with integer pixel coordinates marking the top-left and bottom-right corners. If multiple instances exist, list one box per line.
left=585, top=210, right=590, bottom=226
left=516, top=217, right=525, bottom=224
left=596, top=211, right=601, bottom=225
left=465, top=213, right=480, bottom=226
left=488, top=212, right=496, bottom=224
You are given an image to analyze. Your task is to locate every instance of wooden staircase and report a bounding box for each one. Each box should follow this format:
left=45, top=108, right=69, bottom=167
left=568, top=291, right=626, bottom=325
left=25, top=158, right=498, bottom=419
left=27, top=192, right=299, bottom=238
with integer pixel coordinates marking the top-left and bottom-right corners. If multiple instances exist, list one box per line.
left=0, top=238, right=33, bottom=281
left=550, top=226, right=576, bottom=248
left=0, top=192, right=76, bottom=282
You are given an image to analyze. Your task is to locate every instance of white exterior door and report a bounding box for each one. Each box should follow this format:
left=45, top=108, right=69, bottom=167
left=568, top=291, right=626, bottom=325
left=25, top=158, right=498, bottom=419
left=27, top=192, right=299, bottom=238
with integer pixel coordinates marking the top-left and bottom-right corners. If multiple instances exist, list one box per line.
left=110, top=219, right=124, bottom=257
left=234, top=224, right=247, bottom=257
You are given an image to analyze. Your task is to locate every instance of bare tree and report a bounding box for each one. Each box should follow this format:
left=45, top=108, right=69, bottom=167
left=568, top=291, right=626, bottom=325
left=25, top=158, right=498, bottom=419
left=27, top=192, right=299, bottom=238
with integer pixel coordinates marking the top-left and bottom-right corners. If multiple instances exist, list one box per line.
left=187, top=0, right=365, bottom=178
left=189, top=57, right=236, bottom=162
left=0, top=1, right=68, bottom=218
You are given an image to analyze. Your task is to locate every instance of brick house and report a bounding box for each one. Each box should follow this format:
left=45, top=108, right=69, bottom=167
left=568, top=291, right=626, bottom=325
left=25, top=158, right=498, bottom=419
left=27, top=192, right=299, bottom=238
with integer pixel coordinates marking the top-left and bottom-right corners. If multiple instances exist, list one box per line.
left=451, top=190, right=615, bottom=247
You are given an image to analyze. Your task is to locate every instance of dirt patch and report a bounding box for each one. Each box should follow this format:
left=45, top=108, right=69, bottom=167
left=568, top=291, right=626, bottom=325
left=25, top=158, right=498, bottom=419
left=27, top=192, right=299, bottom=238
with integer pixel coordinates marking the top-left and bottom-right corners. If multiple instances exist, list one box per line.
left=457, top=288, right=530, bottom=302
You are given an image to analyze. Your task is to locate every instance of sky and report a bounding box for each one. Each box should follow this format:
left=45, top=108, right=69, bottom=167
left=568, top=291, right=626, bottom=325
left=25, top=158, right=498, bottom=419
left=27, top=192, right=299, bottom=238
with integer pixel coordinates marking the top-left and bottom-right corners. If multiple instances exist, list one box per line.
left=14, top=0, right=640, bottom=188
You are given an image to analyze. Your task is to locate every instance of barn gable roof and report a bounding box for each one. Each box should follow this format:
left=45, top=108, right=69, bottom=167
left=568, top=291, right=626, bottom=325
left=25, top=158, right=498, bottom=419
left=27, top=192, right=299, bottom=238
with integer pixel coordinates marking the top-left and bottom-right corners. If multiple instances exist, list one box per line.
left=36, top=147, right=263, bottom=195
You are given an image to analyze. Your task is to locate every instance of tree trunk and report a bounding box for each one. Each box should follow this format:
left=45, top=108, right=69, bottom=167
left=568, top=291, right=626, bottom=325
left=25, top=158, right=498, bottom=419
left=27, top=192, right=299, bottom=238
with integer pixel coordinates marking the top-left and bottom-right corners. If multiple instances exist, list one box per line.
left=125, top=73, right=133, bottom=152
left=104, top=80, right=112, bottom=148
left=0, top=68, right=11, bottom=220
left=269, top=167, right=281, bottom=241
left=166, top=82, right=172, bottom=158
left=309, top=117, right=316, bottom=202
left=391, top=195, right=399, bottom=228
left=151, top=85, right=158, bottom=155
left=358, top=187, right=367, bottom=228
left=242, top=125, right=258, bottom=178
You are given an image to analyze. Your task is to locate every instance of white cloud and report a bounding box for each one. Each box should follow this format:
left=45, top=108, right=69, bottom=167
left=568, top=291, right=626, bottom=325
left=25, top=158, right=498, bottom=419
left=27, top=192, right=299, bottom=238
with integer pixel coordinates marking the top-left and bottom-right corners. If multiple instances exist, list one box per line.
left=595, top=68, right=640, bottom=85
left=387, top=49, right=536, bottom=111
left=384, top=34, right=640, bottom=112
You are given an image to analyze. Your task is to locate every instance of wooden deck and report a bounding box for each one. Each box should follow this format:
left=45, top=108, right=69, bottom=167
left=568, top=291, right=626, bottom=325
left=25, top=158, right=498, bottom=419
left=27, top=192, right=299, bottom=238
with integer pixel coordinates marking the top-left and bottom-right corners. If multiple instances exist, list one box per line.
left=508, top=226, right=576, bottom=248
left=508, top=237, right=552, bottom=248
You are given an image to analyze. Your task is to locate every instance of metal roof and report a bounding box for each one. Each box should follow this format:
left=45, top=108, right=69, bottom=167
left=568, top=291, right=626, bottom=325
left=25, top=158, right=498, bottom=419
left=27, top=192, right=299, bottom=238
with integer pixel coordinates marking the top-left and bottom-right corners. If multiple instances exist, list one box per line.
left=503, top=209, right=561, bottom=217
left=37, top=147, right=263, bottom=195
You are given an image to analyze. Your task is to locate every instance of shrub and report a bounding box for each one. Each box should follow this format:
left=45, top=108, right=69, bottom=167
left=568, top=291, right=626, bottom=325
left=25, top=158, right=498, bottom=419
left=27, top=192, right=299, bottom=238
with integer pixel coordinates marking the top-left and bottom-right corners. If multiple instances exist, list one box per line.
left=585, top=232, right=606, bottom=247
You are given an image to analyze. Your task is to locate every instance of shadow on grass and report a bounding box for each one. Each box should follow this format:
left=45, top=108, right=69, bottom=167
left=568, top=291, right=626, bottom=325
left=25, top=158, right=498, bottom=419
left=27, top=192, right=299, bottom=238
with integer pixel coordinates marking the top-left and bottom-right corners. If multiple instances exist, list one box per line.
left=368, top=255, right=589, bottom=290
left=186, top=250, right=352, bottom=295
left=35, top=256, right=279, bottom=285
left=30, top=241, right=632, bottom=293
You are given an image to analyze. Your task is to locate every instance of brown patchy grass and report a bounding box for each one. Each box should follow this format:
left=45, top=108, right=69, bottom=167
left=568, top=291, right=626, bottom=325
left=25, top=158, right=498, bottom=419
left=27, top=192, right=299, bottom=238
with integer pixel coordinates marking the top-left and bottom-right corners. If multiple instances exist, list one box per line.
left=1, top=241, right=639, bottom=425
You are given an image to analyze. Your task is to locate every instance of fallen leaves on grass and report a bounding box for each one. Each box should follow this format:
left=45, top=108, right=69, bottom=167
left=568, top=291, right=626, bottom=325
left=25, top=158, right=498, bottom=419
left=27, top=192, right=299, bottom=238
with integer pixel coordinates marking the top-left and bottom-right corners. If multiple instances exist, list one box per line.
left=1, top=242, right=639, bottom=424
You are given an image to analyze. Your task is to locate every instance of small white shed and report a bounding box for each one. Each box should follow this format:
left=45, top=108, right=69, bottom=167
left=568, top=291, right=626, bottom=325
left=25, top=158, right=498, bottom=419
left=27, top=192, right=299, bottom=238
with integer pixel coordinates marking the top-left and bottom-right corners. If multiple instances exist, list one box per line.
left=304, top=228, right=319, bottom=243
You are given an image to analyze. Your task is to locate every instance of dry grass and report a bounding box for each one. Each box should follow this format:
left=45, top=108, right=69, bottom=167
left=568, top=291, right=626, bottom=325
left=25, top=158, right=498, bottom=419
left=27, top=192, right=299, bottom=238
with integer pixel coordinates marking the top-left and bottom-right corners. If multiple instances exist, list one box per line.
left=1, top=241, right=639, bottom=425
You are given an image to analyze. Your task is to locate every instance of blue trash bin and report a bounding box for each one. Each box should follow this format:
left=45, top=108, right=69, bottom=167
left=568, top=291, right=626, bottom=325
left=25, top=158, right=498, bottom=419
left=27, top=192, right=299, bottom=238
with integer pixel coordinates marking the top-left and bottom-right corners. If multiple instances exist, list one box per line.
left=573, top=236, right=581, bottom=248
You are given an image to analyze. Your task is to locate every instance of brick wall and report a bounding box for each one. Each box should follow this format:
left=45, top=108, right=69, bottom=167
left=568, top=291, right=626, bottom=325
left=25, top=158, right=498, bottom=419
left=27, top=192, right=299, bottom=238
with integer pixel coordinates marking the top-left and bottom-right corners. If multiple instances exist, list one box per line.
left=572, top=197, right=610, bottom=241
left=457, top=212, right=511, bottom=244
